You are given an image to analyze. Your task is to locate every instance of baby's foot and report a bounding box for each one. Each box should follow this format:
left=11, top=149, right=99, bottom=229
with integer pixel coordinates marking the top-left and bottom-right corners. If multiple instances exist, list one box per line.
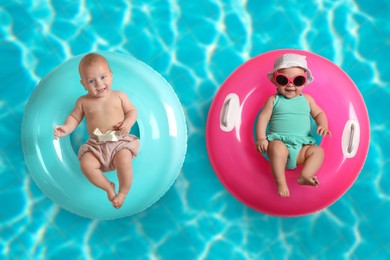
left=107, top=182, right=116, bottom=202
left=297, top=176, right=320, bottom=187
left=112, top=192, right=127, bottom=209
left=276, top=181, right=290, bottom=197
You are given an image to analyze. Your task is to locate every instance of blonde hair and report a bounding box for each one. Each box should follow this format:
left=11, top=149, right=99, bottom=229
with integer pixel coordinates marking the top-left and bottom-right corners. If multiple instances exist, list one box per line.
left=78, top=53, right=110, bottom=75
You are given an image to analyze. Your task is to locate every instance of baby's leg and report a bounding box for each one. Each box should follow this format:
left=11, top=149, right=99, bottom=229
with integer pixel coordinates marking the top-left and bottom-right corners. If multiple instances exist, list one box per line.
left=112, top=149, right=133, bottom=209
left=80, top=152, right=116, bottom=202
left=296, top=145, right=324, bottom=187
left=268, top=140, right=290, bottom=197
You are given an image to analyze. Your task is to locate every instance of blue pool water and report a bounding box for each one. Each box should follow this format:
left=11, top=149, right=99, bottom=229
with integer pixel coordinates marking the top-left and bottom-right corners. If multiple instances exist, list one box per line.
left=1, top=0, right=389, bottom=259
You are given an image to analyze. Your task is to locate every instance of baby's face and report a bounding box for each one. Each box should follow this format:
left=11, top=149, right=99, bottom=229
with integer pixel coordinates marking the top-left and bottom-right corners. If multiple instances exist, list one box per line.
left=274, top=67, right=307, bottom=99
left=80, top=60, right=113, bottom=98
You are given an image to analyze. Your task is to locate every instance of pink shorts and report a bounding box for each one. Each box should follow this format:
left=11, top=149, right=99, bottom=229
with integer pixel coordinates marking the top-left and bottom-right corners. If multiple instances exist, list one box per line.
left=78, top=134, right=140, bottom=172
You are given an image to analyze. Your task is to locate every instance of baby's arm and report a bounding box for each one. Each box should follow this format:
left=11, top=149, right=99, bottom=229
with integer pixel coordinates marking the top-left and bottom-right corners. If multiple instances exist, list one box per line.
left=114, top=91, right=137, bottom=136
left=255, top=96, right=275, bottom=153
left=54, top=98, right=84, bottom=139
left=304, top=94, right=331, bottom=137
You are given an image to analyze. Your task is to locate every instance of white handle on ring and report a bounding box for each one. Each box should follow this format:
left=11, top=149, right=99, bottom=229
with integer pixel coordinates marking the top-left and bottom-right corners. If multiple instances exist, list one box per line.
left=342, top=119, right=360, bottom=158
left=220, top=93, right=240, bottom=132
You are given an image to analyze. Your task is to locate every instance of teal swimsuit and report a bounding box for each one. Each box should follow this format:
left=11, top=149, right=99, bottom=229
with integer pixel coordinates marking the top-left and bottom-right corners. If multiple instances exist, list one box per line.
left=267, top=93, right=316, bottom=169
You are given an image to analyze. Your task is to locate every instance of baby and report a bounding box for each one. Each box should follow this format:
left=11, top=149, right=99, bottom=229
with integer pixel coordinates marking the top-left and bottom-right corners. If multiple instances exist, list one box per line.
left=54, top=53, right=140, bottom=208
left=255, top=53, right=331, bottom=197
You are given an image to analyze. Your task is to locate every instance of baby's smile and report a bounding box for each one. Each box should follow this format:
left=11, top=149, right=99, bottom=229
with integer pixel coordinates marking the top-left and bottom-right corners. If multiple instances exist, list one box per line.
left=283, top=87, right=300, bottom=97
left=97, top=87, right=106, bottom=93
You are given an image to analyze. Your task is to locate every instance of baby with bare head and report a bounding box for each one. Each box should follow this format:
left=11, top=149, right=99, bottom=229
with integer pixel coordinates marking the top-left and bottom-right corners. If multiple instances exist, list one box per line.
left=54, top=53, right=140, bottom=209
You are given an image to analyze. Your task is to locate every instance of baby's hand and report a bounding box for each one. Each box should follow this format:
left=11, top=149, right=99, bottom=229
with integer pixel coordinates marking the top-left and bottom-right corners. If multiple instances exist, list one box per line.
left=114, top=120, right=131, bottom=137
left=256, top=138, right=269, bottom=153
left=317, top=126, right=331, bottom=137
left=54, top=125, right=69, bottom=139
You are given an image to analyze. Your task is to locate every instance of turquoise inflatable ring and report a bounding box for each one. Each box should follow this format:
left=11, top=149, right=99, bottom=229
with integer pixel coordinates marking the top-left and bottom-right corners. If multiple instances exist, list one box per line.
left=22, top=52, right=187, bottom=220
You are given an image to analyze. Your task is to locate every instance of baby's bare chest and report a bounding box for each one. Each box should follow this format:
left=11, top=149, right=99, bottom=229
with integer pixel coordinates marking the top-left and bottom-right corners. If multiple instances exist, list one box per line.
left=83, top=97, right=123, bottom=118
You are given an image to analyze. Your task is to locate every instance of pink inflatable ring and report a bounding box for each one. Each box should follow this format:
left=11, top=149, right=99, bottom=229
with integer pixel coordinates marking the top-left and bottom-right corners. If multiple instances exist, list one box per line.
left=206, top=49, right=370, bottom=217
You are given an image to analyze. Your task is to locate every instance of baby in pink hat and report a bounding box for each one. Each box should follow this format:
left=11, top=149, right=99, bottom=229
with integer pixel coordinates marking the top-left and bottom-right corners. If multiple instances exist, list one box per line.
left=255, top=53, right=331, bottom=197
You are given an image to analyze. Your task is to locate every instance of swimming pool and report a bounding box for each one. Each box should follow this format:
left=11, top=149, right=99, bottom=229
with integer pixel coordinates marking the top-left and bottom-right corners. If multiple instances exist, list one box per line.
left=1, top=1, right=389, bottom=259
